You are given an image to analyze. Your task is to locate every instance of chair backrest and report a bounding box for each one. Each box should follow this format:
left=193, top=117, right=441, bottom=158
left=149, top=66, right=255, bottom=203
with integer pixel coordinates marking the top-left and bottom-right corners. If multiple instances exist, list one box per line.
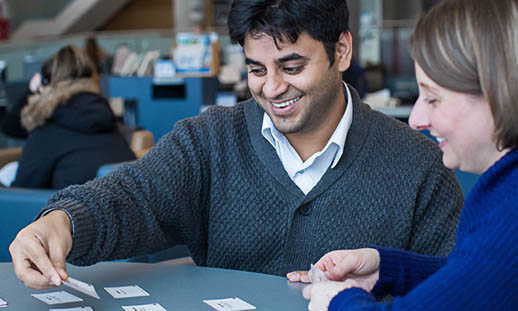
left=0, top=187, right=55, bottom=261
left=0, top=146, right=22, bottom=168
left=130, top=130, right=154, bottom=158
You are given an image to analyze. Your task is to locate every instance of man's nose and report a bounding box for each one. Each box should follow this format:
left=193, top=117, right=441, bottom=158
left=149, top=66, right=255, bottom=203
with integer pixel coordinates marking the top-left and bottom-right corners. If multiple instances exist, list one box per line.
left=263, top=72, right=289, bottom=100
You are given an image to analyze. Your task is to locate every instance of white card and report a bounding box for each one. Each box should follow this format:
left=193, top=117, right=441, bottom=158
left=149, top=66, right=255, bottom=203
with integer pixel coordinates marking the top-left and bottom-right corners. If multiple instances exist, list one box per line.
left=203, top=297, right=256, bottom=311
left=104, top=285, right=150, bottom=299
left=49, top=307, right=94, bottom=311
left=0, top=298, right=6, bottom=308
left=309, top=264, right=328, bottom=283
left=31, top=291, right=83, bottom=305
left=122, top=303, right=167, bottom=311
left=63, top=277, right=101, bottom=299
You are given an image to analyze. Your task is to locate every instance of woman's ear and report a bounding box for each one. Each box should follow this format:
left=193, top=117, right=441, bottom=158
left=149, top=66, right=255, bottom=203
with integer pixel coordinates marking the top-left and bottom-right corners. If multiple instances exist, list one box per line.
left=336, top=32, right=353, bottom=72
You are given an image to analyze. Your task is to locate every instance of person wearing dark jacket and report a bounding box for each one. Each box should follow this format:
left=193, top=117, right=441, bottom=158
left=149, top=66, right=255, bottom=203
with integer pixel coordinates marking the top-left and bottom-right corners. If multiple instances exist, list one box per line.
left=1, top=59, right=53, bottom=139
left=12, top=45, right=135, bottom=189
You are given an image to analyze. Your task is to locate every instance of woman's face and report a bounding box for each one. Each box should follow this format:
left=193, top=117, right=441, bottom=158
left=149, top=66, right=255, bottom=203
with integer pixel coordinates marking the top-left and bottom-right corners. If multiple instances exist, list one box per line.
left=409, top=62, right=501, bottom=174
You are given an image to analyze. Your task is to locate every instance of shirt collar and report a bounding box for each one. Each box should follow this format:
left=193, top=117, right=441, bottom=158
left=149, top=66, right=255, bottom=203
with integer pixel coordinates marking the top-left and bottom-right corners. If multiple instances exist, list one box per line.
left=261, top=82, right=353, bottom=168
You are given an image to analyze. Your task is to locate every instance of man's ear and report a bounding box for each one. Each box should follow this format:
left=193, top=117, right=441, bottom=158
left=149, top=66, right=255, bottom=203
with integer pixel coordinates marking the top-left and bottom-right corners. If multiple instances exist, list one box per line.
left=336, top=32, right=353, bottom=72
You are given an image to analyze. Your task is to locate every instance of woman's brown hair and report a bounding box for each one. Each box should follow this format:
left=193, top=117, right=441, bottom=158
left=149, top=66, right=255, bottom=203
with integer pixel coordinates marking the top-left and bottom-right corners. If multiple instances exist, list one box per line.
left=48, top=45, right=96, bottom=84
left=409, top=0, right=518, bottom=149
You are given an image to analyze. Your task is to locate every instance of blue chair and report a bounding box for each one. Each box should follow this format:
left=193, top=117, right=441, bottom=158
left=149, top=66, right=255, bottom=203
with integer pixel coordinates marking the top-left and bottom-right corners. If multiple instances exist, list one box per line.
left=0, top=187, right=56, bottom=262
left=454, top=169, right=480, bottom=198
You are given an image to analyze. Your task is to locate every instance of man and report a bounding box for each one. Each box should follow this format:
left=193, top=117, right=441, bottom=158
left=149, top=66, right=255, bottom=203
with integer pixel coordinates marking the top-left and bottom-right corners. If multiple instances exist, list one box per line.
left=10, top=0, right=463, bottom=290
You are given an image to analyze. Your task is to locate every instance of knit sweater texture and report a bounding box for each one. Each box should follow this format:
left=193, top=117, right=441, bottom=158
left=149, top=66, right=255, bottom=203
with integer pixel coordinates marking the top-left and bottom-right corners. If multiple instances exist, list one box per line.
left=43, top=89, right=463, bottom=275
left=329, top=149, right=518, bottom=310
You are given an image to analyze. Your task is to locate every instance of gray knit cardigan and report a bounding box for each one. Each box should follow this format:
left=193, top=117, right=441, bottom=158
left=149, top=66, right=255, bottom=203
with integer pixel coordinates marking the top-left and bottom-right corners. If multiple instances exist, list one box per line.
left=44, top=89, right=463, bottom=275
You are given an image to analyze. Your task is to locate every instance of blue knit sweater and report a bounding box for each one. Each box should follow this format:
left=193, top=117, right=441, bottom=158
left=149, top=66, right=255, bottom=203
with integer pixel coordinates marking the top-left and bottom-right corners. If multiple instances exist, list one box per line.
left=329, top=149, right=518, bottom=310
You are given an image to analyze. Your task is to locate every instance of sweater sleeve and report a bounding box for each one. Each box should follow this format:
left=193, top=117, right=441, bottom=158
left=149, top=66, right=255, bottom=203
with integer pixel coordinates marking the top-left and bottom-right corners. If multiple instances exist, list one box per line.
left=327, top=212, right=518, bottom=311
left=371, top=247, right=446, bottom=297
left=407, top=155, right=463, bottom=256
left=41, top=116, right=211, bottom=265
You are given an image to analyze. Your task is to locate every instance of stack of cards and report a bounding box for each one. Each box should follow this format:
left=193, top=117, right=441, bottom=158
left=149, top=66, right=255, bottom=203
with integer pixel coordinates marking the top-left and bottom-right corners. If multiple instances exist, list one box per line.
left=105, top=285, right=149, bottom=299
left=63, top=277, right=100, bottom=299
left=0, top=297, right=7, bottom=308
left=49, top=307, right=94, bottom=311
left=122, top=303, right=167, bottom=311
left=31, top=291, right=83, bottom=305
left=203, top=297, right=256, bottom=311
left=309, top=264, right=329, bottom=283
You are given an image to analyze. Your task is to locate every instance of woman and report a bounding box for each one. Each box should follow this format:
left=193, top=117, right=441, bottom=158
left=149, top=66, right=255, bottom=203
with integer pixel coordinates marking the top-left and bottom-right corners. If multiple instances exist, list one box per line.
left=287, top=0, right=518, bottom=310
left=13, top=45, right=135, bottom=189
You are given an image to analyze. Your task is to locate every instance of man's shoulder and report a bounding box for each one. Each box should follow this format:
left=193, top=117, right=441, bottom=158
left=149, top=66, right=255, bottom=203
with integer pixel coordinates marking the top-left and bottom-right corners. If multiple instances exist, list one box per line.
left=167, top=100, right=254, bottom=144
left=192, top=100, right=250, bottom=123
left=362, top=106, right=442, bottom=163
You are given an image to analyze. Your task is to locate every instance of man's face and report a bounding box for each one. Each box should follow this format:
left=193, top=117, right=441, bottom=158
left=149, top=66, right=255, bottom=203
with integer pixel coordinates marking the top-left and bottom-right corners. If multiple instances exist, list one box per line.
left=244, top=32, right=350, bottom=136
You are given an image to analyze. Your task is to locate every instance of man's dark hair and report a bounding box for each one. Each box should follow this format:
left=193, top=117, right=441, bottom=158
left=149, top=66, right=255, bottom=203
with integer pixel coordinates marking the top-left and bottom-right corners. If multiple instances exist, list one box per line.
left=228, top=0, right=350, bottom=66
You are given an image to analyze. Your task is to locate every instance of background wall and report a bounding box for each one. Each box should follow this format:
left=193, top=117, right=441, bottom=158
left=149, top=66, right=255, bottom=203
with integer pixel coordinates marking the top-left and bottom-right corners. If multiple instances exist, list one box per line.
left=5, top=0, right=70, bottom=31
left=101, top=0, right=173, bottom=31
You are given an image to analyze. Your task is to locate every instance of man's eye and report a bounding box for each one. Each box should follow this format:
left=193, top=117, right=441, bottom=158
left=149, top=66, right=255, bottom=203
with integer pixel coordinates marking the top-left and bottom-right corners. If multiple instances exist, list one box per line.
left=283, top=66, right=303, bottom=74
left=249, top=68, right=266, bottom=77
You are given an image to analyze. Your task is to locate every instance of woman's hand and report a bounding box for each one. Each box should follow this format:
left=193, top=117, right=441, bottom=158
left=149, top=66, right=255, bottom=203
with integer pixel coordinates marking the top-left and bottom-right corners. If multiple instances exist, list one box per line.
left=303, top=280, right=359, bottom=311
left=287, top=248, right=380, bottom=292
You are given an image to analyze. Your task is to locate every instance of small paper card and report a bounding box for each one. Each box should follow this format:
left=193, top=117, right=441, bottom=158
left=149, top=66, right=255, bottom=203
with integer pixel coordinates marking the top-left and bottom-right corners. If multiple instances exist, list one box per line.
left=31, top=291, right=83, bottom=305
left=63, top=277, right=101, bottom=299
left=49, top=307, right=94, bottom=311
left=0, top=298, right=7, bottom=308
left=104, top=285, right=150, bottom=299
left=309, top=264, right=328, bottom=283
left=122, top=303, right=167, bottom=311
left=203, top=297, right=256, bottom=311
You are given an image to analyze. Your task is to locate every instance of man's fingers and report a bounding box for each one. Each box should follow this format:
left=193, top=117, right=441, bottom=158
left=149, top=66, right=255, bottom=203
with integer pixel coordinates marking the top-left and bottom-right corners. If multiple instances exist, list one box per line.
left=10, top=229, right=61, bottom=288
left=48, top=239, right=69, bottom=282
left=287, top=270, right=311, bottom=283
left=10, top=244, right=57, bottom=290
left=25, top=236, right=62, bottom=285
left=57, top=267, right=69, bottom=281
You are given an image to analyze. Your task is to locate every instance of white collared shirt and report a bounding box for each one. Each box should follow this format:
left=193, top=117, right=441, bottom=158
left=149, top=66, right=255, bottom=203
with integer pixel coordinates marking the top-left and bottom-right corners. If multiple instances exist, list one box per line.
left=261, top=82, right=353, bottom=194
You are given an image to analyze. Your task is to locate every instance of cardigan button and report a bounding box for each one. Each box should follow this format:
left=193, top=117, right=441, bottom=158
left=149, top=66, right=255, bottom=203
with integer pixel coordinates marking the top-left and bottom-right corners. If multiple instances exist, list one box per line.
left=299, top=204, right=311, bottom=216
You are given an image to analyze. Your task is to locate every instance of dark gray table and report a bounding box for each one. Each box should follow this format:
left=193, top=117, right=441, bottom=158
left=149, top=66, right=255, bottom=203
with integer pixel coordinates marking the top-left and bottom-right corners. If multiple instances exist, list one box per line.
left=0, top=261, right=308, bottom=310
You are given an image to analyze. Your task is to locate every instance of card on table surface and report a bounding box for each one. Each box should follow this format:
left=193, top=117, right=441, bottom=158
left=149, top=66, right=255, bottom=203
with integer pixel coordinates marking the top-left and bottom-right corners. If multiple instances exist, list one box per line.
left=49, top=307, right=94, bottom=311
left=203, top=297, right=256, bottom=311
left=31, top=291, right=83, bottom=305
left=122, top=303, right=167, bottom=311
left=63, top=277, right=101, bottom=299
left=104, top=285, right=150, bottom=299
left=0, top=297, right=7, bottom=308
left=309, top=264, right=328, bottom=283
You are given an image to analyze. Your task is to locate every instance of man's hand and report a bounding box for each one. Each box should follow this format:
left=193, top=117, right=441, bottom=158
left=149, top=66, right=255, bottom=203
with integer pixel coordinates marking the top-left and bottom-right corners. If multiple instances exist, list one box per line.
left=9, top=210, right=73, bottom=289
left=287, top=248, right=380, bottom=292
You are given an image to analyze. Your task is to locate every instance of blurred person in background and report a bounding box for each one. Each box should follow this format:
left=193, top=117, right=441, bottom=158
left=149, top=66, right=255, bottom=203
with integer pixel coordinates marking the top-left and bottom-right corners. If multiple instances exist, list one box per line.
left=84, top=37, right=112, bottom=75
left=11, top=45, right=135, bottom=189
